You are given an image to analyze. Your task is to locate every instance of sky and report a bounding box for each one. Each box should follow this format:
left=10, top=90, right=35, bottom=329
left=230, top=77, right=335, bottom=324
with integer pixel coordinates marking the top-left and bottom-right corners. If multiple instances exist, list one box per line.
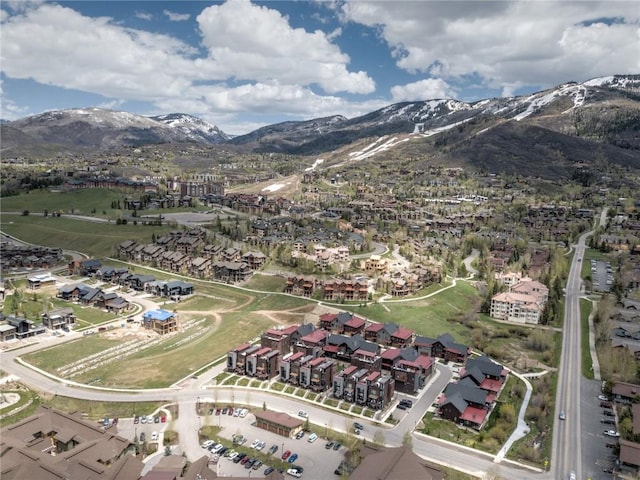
left=1, top=1, right=638, bottom=135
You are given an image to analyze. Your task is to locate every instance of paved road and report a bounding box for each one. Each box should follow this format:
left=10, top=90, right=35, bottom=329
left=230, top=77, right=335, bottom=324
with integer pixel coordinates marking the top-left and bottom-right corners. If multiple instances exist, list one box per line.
left=552, top=229, right=591, bottom=480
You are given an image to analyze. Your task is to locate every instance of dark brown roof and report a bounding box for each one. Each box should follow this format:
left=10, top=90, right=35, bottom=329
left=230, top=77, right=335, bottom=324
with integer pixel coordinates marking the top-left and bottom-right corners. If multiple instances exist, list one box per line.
left=619, top=439, right=640, bottom=467
left=0, top=406, right=141, bottom=480
left=349, top=445, right=444, bottom=480
left=253, top=410, right=304, bottom=429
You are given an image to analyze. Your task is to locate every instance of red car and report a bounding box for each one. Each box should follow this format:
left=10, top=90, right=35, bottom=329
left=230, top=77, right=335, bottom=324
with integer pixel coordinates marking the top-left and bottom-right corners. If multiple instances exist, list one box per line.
left=228, top=407, right=234, bottom=416
left=281, top=450, right=291, bottom=461
left=160, top=416, right=166, bottom=423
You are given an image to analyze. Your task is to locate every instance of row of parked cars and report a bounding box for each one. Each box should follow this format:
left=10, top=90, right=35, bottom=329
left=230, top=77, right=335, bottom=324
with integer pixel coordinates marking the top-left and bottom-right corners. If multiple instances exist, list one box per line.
left=133, top=414, right=166, bottom=424
left=211, top=406, right=249, bottom=417
left=598, top=394, right=620, bottom=437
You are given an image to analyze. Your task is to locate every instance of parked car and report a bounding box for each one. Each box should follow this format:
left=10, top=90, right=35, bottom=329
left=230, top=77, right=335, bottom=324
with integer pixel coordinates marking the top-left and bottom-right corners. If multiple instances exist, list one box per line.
left=133, top=416, right=140, bottom=424
left=268, top=444, right=278, bottom=454
left=252, top=460, right=263, bottom=470
left=288, top=453, right=298, bottom=463
left=154, top=416, right=160, bottom=423
left=139, top=432, right=146, bottom=442
left=325, top=441, right=334, bottom=449
left=286, top=468, right=302, bottom=478
left=239, top=408, right=249, bottom=418
left=208, top=408, right=214, bottom=415
left=215, top=408, right=221, bottom=415
left=295, top=431, right=304, bottom=440
left=603, top=410, right=615, bottom=416
left=251, top=439, right=261, bottom=449
left=333, top=442, right=341, bottom=451
left=307, top=433, right=318, bottom=443
left=141, top=416, right=147, bottom=424
left=240, top=455, right=251, bottom=465
left=221, top=407, right=228, bottom=415
left=228, top=407, right=234, bottom=416
left=604, top=430, right=620, bottom=437
left=298, top=411, right=308, bottom=418
left=256, top=441, right=266, bottom=451
left=160, top=416, right=166, bottom=423
left=354, top=422, right=364, bottom=431
left=281, top=450, right=291, bottom=460
left=598, top=395, right=609, bottom=401
left=601, top=418, right=615, bottom=425
left=233, top=408, right=240, bottom=417
left=264, top=467, right=275, bottom=475
left=600, top=401, right=612, bottom=408
left=201, top=440, right=215, bottom=449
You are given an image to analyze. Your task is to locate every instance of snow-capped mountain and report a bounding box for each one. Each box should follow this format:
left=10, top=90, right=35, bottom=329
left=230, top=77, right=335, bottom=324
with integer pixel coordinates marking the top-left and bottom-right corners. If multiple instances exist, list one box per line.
left=1, top=107, right=229, bottom=150
left=2, top=75, right=638, bottom=165
left=150, top=113, right=230, bottom=143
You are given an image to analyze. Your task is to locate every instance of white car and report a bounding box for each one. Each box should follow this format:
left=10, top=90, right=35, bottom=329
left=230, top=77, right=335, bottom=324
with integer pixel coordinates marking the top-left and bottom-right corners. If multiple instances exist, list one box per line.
left=201, top=440, right=215, bottom=449
left=151, top=431, right=158, bottom=441
left=239, top=408, right=249, bottom=418
left=250, top=439, right=261, bottom=449
left=307, top=433, right=318, bottom=443
left=298, top=411, right=308, bottom=418
left=604, top=430, right=620, bottom=437
left=287, top=468, right=302, bottom=478
left=227, top=452, right=239, bottom=461
left=598, top=394, right=608, bottom=401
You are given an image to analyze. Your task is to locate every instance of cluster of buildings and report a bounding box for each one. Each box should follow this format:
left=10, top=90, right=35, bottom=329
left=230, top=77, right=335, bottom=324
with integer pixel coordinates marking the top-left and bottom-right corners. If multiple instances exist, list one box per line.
left=119, top=234, right=266, bottom=283
left=227, top=311, right=471, bottom=411
left=437, top=355, right=508, bottom=430
left=1, top=242, right=63, bottom=272
left=0, top=406, right=216, bottom=480
left=490, top=273, right=549, bottom=324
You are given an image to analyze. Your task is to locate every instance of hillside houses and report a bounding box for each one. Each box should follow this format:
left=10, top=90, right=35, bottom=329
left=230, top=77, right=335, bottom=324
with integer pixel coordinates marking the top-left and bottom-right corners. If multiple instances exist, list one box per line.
left=119, top=237, right=254, bottom=284
left=0, top=242, right=64, bottom=271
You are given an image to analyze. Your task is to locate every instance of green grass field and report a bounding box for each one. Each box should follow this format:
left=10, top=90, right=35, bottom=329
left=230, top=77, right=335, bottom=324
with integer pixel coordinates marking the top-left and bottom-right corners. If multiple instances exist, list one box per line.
left=0, top=215, right=168, bottom=258
left=1, top=189, right=124, bottom=216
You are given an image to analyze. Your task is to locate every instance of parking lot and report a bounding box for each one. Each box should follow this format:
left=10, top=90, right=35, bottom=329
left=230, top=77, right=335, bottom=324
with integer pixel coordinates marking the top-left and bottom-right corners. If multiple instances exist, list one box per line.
left=206, top=409, right=347, bottom=479
left=591, top=259, right=613, bottom=293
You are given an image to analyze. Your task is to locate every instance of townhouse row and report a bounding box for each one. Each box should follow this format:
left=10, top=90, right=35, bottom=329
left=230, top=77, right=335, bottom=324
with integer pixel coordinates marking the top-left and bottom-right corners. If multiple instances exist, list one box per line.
left=226, top=312, right=471, bottom=411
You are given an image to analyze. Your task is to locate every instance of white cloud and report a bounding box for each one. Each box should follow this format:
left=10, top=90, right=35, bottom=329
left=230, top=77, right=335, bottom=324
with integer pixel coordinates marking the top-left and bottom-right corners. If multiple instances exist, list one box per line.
left=340, top=1, right=640, bottom=93
left=195, top=0, right=375, bottom=94
left=134, top=11, right=152, bottom=21
left=391, top=78, right=457, bottom=102
left=163, top=9, right=190, bottom=22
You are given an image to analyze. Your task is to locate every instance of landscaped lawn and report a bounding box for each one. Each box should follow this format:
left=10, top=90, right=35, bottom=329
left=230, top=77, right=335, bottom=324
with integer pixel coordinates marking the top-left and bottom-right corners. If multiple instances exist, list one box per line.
left=362, top=280, right=479, bottom=340
left=0, top=215, right=168, bottom=258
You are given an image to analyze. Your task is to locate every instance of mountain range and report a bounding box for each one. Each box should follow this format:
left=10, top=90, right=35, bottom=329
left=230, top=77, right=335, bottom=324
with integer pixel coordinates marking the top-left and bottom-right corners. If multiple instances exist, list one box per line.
left=2, top=74, right=639, bottom=179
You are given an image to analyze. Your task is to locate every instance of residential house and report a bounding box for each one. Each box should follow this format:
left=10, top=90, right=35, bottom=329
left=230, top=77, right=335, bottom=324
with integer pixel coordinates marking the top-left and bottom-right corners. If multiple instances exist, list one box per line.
left=318, top=311, right=366, bottom=334
left=41, top=308, right=76, bottom=330
left=309, top=357, right=335, bottom=392
left=323, top=333, right=380, bottom=361
left=294, top=329, right=329, bottom=357
left=3, top=315, right=46, bottom=339
left=212, top=261, right=252, bottom=282
left=242, top=251, right=267, bottom=270
left=414, top=333, right=469, bottom=363
left=365, top=322, right=409, bottom=346
left=322, top=279, right=368, bottom=301
left=260, top=325, right=298, bottom=355
left=439, top=383, right=489, bottom=430
left=392, top=355, right=434, bottom=394
left=227, top=343, right=252, bottom=371
left=285, top=276, right=316, bottom=297
left=190, top=256, right=212, bottom=278
left=141, top=309, right=178, bottom=335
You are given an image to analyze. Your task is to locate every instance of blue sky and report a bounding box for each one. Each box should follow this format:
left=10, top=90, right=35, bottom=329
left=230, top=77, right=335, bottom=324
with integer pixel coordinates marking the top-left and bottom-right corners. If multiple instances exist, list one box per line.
left=1, top=1, right=638, bottom=135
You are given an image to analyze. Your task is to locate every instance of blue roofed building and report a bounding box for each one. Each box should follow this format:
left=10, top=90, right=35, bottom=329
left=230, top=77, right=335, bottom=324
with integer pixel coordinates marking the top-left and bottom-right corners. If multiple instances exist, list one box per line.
left=142, top=309, right=178, bottom=335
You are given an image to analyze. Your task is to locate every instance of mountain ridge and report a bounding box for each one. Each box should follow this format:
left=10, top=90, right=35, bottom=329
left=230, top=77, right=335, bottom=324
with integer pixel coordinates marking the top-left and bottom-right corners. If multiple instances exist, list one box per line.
left=1, top=74, right=639, bottom=179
